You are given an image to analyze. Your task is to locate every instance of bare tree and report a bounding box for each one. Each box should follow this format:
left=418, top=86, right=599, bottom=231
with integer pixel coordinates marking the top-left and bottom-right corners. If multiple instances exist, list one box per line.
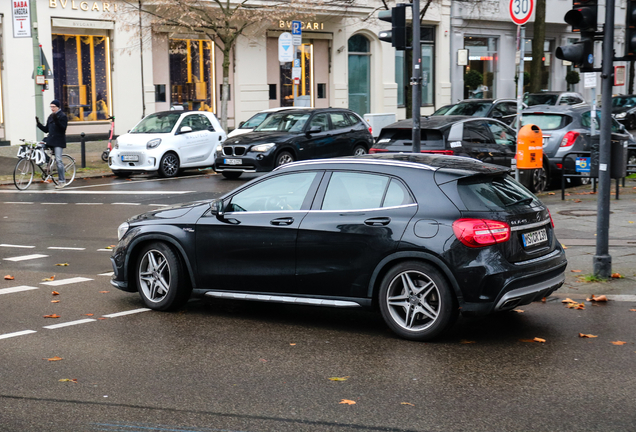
left=529, top=0, right=546, bottom=93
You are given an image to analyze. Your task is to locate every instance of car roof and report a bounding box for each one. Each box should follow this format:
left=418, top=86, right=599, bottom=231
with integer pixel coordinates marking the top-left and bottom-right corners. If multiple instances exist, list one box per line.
left=382, top=115, right=486, bottom=130
left=275, top=153, right=510, bottom=177
left=261, top=106, right=312, bottom=113
left=455, top=98, right=517, bottom=104
left=149, top=110, right=216, bottom=117
left=522, top=104, right=591, bottom=114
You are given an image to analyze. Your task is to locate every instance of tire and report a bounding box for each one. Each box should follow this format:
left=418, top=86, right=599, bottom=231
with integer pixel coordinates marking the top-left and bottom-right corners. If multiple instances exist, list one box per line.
left=275, top=151, right=294, bottom=167
left=628, top=150, right=636, bottom=167
left=379, top=261, right=459, bottom=341
left=527, top=162, right=548, bottom=194
left=353, top=145, right=367, bottom=156
left=13, top=158, right=34, bottom=191
left=101, top=151, right=109, bottom=162
left=113, top=170, right=132, bottom=178
left=158, top=152, right=180, bottom=178
left=50, top=155, right=76, bottom=186
left=135, top=242, right=191, bottom=311
left=627, top=117, right=636, bottom=131
left=222, top=171, right=242, bottom=179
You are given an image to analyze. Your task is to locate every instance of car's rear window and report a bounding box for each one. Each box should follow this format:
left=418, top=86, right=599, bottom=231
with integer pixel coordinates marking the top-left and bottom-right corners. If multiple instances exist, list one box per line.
left=520, top=114, right=571, bottom=131
left=523, top=94, right=558, bottom=106
left=457, top=175, right=539, bottom=211
left=377, top=128, right=444, bottom=148
left=445, top=103, right=491, bottom=116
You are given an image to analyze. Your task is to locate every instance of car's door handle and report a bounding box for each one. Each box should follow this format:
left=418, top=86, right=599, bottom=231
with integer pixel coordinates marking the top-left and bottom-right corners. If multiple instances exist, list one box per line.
left=364, top=217, right=391, bottom=226
left=270, top=217, right=294, bottom=226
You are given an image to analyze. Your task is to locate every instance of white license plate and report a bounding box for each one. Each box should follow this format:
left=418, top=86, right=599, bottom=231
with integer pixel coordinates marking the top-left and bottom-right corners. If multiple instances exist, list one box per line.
left=224, top=158, right=242, bottom=165
left=121, top=155, right=139, bottom=162
left=522, top=228, right=548, bottom=247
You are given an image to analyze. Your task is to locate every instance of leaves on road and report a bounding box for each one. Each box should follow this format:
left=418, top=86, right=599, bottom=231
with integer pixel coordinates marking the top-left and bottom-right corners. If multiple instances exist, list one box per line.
left=611, top=341, right=627, bottom=345
left=562, top=298, right=585, bottom=309
left=579, top=333, right=598, bottom=338
left=630, top=309, right=636, bottom=312
left=4, top=275, right=14, bottom=280
left=562, top=298, right=576, bottom=303
left=587, top=294, right=608, bottom=302
left=51, top=300, right=60, bottom=303
left=55, top=263, right=69, bottom=266
left=43, top=356, right=63, bottom=361
left=329, top=376, right=350, bottom=381
left=513, top=309, right=524, bottom=313
left=610, top=273, right=623, bottom=279
left=59, top=378, right=78, bottom=383
left=42, top=276, right=55, bottom=282
left=99, top=291, right=110, bottom=294
left=533, top=337, right=546, bottom=343
left=401, top=402, right=415, bottom=406
left=339, top=399, right=356, bottom=405
left=460, top=340, right=476, bottom=344
left=84, top=313, right=94, bottom=316
left=570, top=270, right=582, bottom=273
left=43, top=314, right=60, bottom=318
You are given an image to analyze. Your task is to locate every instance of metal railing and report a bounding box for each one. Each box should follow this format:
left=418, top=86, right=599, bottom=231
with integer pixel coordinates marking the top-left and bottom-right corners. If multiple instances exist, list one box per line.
left=560, top=151, right=624, bottom=201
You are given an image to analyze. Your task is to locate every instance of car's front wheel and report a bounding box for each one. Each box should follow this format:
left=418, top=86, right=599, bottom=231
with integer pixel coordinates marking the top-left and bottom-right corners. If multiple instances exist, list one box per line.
left=222, top=171, right=242, bottom=179
left=379, top=261, right=458, bottom=341
left=627, top=116, right=636, bottom=131
left=353, top=145, right=367, bottom=156
left=158, top=152, right=180, bottom=178
left=275, top=151, right=295, bottom=167
left=135, top=242, right=191, bottom=311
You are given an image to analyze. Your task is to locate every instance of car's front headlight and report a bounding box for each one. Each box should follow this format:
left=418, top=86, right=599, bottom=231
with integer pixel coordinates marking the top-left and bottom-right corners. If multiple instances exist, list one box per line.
left=251, top=143, right=275, bottom=152
left=616, top=112, right=627, bottom=119
left=216, top=143, right=223, bottom=154
left=114, top=139, right=119, bottom=150
left=117, top=222, right=130, bottom=241
left=146, top=138, right=162, bottom=149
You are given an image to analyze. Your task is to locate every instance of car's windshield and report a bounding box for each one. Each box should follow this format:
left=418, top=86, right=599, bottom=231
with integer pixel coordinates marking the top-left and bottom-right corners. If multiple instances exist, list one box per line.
left=523, top=94, right=559, bottom=106
left=612, top=96, right=636, bottom=108
left=242, top=113, right=268, bottom=129
left=432, top=105, right=453, bottom=115
left=445, top=102, right=491, bottom=116
left=130, top=113, right=181, bottom=134
left=519, top=114, right=570, bottom=130
left=254, top=113, right=311, bottom=132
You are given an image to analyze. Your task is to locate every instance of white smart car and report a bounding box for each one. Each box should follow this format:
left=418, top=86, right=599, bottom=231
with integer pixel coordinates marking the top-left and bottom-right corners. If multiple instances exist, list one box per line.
left=109, top=110, right=226, bottom=178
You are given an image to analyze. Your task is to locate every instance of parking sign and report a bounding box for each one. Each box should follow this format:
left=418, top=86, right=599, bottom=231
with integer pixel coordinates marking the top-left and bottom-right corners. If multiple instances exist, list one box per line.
left=291, top=20, right=302, bottom=46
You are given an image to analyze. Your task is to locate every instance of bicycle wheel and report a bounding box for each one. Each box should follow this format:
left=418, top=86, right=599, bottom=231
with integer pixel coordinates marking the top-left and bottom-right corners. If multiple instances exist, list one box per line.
left=13, top=158, right=34, bottom=190
left=50, top=155, right=77, bottom=186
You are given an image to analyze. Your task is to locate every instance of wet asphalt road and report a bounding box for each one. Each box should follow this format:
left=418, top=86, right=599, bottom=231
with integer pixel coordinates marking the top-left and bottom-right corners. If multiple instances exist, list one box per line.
left=0, top=173, right=635, bottom=431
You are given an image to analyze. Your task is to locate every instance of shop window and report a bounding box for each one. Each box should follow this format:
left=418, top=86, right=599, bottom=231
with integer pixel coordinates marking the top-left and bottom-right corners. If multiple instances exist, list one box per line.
left=317, top=83, right=326, bottom=99
left=169, top=39, right=216, bottom=112
left=52, top=34, right=112, bottom=122
left=269, top=84, right=277, bottom=100
left=464, top=36, right=498, bottom=99
left=522, top=38, right=552, bottom=91
left=155, top=84, right=166, bottom=103
left=280, top=43, right=314, bottom=107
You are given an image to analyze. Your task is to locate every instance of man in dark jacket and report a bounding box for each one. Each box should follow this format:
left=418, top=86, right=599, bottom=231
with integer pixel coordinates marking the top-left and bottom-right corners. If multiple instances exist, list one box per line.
left=36, top=100, right=68, bottom=188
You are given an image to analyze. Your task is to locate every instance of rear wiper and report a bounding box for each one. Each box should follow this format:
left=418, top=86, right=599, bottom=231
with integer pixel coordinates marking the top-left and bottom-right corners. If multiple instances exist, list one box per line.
left=506, top=197, right=534, bottom=207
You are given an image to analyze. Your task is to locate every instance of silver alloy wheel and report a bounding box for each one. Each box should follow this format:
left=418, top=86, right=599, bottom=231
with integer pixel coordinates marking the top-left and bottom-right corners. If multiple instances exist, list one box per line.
left=277, top=153, right=294, bottom=166
left=138, top=249, right=172, bottom=303
left=385, top=270, right=441, bottom=331
left=353, top=146, right=367, bottom=156
left=161, top=153, right=179, bottom=177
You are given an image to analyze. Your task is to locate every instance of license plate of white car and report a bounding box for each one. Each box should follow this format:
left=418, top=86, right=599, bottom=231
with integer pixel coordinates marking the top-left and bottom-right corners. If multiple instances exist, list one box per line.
left=121, top=155, right=139, bottom=162
left=225, top=158, right=242, bottom=165
left=522, top=228, right=548, bottom=247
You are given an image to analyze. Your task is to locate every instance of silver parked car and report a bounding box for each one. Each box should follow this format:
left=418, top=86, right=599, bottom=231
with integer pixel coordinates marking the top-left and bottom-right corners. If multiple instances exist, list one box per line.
left=523, top=91, right=586, bottom=107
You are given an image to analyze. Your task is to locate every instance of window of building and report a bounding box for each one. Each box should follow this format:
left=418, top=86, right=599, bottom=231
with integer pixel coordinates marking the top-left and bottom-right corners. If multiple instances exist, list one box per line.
left=396, top=26, right=435, bottom=108
left=169, top=38, right=216, bottom=112
left=155, top=84, right=166, bottom=103
left=269, top=84, right=277, bottom=100
left=348, top=34, right=371, bottom=116
left=280, top=43, right=314, bottom=107
left=464, top=36, right=498, bottom=99
left=523, top=38, right=552, bottom=91
left=52, top=34, right=112, bottom=122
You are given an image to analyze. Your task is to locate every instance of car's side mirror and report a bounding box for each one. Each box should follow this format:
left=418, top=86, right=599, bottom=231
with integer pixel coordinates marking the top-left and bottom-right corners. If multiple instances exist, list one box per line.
left=307, top=126, right=322, bottom=135
left=620, top=124, right=626, bottom=132
left=209, top=199, right=224, bottom=218
left=179, top=126, right=193, bottom=134
left=239, top=121, right=246, bottom=128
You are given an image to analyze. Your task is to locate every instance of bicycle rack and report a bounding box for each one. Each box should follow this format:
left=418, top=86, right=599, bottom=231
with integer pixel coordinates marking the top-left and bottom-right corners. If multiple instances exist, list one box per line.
left=560, top=151, right=623, bottom=201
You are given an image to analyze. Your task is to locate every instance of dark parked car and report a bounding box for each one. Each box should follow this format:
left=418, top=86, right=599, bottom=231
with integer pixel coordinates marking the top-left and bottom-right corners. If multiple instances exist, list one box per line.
left=439, top=99, right=523, bottom=125
left=432, top=104, right=454, bottom=115
left=111, top=154, right=567, bottom=341
left=523, top=91, right=585, bottom=107
left=611, top=94, right=636, bottom=130
left=214, top=108, right=373, bottom=179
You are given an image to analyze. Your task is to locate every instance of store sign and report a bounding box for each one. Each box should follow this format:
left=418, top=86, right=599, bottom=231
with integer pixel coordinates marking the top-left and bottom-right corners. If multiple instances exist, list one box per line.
left=12, top=1, right=31, bottom=38
left=279, top=20, right=324, bottom=31
left=49, top=0, right=118, bottom=12
left=615, top=66, right=626, bottom=86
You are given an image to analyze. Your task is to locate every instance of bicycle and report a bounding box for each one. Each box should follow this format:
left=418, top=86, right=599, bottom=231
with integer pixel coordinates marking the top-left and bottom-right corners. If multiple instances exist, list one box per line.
left=101, top=116, right=115, bottom=162
left=13, top=140, right=77, bottom=191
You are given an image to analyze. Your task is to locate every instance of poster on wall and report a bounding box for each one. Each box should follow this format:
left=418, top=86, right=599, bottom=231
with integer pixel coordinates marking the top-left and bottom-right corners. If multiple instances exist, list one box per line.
left=12, top=1, right=32, bottom=38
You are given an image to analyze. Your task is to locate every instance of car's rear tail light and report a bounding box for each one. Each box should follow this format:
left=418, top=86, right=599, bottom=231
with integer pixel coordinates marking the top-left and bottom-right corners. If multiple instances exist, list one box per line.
left=547, top=208, right=555, bottom=228
left=453, top=219, right=511, bottom=248
left=369, top=126, right=373, bottom=135
left=560, top=131, right=579, bottom=147
left=556, top=163, right=563, bottom=169
left=369, top=148, right=388, bottom=154
left=421, top=149, right=455, bottom=155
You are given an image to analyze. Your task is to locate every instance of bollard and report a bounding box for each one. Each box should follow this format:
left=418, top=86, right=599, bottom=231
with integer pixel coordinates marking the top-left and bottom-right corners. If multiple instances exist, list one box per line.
left=80, top=132, right=86, bottom=168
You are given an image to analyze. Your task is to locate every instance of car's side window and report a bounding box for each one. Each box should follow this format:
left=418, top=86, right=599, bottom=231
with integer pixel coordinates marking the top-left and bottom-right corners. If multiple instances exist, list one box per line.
left=463, top=122, right=491, bottom=144
left=346, top=113, right=361, bottom=125
left=383, top=179, right=415, bottom=207
left=309, top=114, right=331, bottom=131
left=179, top=115, right=197, bottom=131
left=322, top=172, right=389, bottom=211
left=199, top=115, right=213, bottom=131
left=330, top=113, right=351, bottom=129
left=228, top=172, right=318, bottom=212
left=487, top=121, right=516, bottom=147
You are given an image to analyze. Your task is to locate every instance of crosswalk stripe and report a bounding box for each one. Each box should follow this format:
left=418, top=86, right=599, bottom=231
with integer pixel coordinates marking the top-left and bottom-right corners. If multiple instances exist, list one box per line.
left=0, top=286, right=39, bottom=295
left=112, top=202, right=141, bottom=206
left=48, top=247, right=86, bottom=251
left=4, top=254, right=48, bottom=262
left=0, top=330, right=37, bottom=340
left=43, top=319, right=96, bottom=329
left=0, top=244, right=36, bottom=248
left=41, top=277, right=93, bottom=286
left=102, top=308, right=151, bottom=318
left=2, top=202, right=34, bottom=204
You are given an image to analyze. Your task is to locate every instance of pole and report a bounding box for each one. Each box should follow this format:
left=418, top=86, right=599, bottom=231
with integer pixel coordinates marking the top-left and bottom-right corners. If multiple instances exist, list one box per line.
left=138, top=0, right=146, bottom=118
left=80, top=132, right=86, bottom=168
left=594, top=0, right=614, bottom=278
left=30, top=0, right=44, bottom=141
left=515, top=25, right=525, bottom=182
left=412, top=0, right=421, bottom=153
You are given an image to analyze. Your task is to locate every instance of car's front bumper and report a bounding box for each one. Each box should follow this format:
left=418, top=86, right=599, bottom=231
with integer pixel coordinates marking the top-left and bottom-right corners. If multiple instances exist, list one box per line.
left=109, top=149, right=160, bottom=172
left=214, top=153, right=276, bottom=173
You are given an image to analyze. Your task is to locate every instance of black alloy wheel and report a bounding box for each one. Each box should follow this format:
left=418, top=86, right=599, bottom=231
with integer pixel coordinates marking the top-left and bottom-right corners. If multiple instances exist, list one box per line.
left=158, top=152, right=180, bottom=178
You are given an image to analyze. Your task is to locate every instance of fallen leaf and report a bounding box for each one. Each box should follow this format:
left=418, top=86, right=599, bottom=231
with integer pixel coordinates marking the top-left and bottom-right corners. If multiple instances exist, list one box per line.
left=519, top=339, right=536, bottom=343
left=43, top=356, right=63, bottom=361
left=574, top=303, right=585, bottom=310
left=4, top=275, right=14, bottom=280
left=289, top=343, right=296, bottom=346
left=611, top=341, right=627, bottom=345
left=97, top=317, right=108, bottom=320
left=563, top=246, right=568, bottom=249
left=513, top=309, right=524, bottom=313
left=574, top=199, right=582, bottom=203
left=630, top=309, right=636, bottom=312
left=562, top=298, right=577, bottom=303
left=43, top=314, right=60, bottom=318
left=104, top=245, right=116, bottom=249
left=84, top=313, right=94, bottom=316
left=55, top=263, right=69, bottom=266
left=579, top=333, right=598, bottom=338
left=58, top=378, right=78, bottom=383
left=339, top=399, right=356, bottom=405
left=99, top=291, right=110, bottom=294
left=571, top=270, right=582, bottom=273
left=401, top=402, right=415, bottom=406
left=587, top=294, right=608, bottom=302
left=541, top=297, right=547, bottom=303
left=51, top=300, right=60, bottom=303
left=629, top=221, right=634, bottom=224
left=259, top=358, right=268, bottom=362
left=548, top=192, right=555, bottom=195
left=42, top=276, right=55, bottom=282
left=460, top=340, right=476, bottom=344
left=533, top=337, right=546, bottom=343
left=51, top=291, right=60, bottom=296
left=329, top=376, right=350, bottom=381
left=611, top=273, right=623, bottom=279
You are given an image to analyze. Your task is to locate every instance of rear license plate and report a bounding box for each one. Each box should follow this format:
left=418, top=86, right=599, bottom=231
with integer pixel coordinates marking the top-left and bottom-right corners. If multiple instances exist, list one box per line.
left=522, top=228, right=548, bottom=247
left=224, top=158, right=242, bottom=165
left=121, top=155, right=139, bottom=162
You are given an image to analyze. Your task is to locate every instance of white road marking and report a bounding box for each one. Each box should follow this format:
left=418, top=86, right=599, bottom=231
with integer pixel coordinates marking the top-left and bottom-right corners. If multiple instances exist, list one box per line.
left=97, top=249, right=113, bottom=252
left=0, top=244, right=36, bottom=248
left=41, top=202, right=68, bottom=205
left=43, top=319, right=96, bottom=330
left=148, top=204, right=169, bottom=207
left=4, top=254, right=49, bottom=262
left=41, top=277, right=93, bottom=286
left=606, top=295, right=636, bottom=302
left=0, top=286, right=39, bottom=295
left=112, top=202, right=141, bottom=206
left=2, top=201, right=34, bottom=204
left=75, top=203, right=103, bottom=205
left=48, top=247, right=86, bottom=251
left=98, top=272, right=114, bottom=276
left=102, top=308, right=151, bottom=318
left=0, top=190, right=193, bottom=195
left=0, top=330, right=37, bottom=340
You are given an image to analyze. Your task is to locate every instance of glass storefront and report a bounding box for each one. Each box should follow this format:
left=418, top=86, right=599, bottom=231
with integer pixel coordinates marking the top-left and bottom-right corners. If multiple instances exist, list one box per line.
left=52, top=34, right=112, bottom=121
left=348, top=34, right=371, bottom=116
left=523, top=38, right=552, bottom=91
left=464, top=36, right=497, bottom=99
left=396, top=27, right=435, bottom=108
left=280, top=43, right=314, bottom=107
left=169, top=38, right=216, bottom=112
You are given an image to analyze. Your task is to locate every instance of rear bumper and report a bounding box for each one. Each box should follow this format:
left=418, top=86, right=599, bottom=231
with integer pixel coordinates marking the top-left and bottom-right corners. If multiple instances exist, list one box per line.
left=493, top=272, right=564, bottom=311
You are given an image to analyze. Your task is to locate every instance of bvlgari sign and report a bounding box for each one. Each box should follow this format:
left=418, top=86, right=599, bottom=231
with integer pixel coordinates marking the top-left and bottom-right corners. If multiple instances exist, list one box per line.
left=49, top=0, right=118, bottom=12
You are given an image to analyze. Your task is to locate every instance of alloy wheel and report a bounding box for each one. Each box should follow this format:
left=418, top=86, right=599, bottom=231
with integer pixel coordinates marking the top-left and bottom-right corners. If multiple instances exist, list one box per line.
left=385, top=270, right=441, bottom=331
left=161, top=154, right=179, bottom=177
left=138, top=249, right=172, bottom=303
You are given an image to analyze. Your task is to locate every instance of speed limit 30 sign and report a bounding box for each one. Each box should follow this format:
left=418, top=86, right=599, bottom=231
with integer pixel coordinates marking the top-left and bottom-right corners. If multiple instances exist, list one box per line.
left=510, top=0, right=534, bottom=25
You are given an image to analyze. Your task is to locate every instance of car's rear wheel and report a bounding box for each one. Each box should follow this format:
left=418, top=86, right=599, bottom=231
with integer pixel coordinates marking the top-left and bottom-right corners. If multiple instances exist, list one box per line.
left=275, top=151, right=294, bottom=167
left=628, top=150, right=636, bottom=166
left=627, top=116, right=636, bottom=131
left=113, top=170, right=132, bottom=178
left=135, top=242, right=191, bottom=311
left=353, top=145, right=367, bottom=156
left=379, top=261, right=458, bottom=341
left=222, top=171, right=242, bottom=179
left=158, top=152, right=180, bottom=178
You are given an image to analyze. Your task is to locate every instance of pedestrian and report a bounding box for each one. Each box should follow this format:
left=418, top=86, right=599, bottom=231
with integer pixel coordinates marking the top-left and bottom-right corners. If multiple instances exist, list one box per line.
left=36, top=100, right=68, bottom=189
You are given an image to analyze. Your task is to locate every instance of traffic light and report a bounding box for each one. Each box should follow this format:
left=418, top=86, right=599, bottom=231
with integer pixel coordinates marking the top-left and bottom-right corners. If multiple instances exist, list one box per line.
left=555, top=0, right=598, bottom=71
left=625, top=0, right=636, bottom=57
left=378, top=4, right=407, bottom=50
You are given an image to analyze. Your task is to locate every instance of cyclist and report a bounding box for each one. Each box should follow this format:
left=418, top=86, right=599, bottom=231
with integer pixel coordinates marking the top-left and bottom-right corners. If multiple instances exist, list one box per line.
left=36, top=99, right=68, bottom=189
